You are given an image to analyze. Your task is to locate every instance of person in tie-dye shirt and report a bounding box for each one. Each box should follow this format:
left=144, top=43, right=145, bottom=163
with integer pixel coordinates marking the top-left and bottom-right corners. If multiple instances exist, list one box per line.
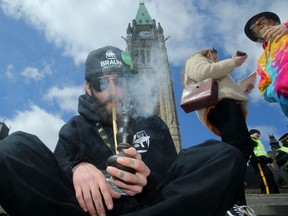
left=244, top=11, right=288, bottom=117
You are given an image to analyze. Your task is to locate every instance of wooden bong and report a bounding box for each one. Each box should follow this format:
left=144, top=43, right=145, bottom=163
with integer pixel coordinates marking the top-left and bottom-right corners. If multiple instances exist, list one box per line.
left=106, top=97, right=136, bottom=174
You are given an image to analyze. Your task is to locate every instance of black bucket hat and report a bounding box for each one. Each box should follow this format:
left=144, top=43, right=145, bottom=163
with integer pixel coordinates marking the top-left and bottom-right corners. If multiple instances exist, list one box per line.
left=85, top=45, right=137, bottom=81
left=244, top=11, right=281, bottom=42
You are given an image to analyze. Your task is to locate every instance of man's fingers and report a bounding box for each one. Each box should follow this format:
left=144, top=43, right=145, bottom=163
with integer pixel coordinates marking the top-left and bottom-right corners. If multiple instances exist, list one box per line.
left=82, top=185, right=98, bottom=216
left=74, top=185, right=88, bottom=212
left=99, top=181, right=114, bottom=210
left=116, top=157, right=149, bottom=176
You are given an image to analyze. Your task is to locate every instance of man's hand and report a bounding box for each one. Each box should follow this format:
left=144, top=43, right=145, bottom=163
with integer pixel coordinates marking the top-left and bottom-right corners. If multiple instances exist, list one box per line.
left=106, top=147, right=151, bottom=196
left=72, top=162, right=121, bottom=216
left=263, top=24, right=288, bottom=43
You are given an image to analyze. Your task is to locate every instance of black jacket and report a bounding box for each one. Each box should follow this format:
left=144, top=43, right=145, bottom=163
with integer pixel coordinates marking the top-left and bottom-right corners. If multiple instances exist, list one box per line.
left=54, top=94, right=177, bottom=205
left=276, top=150, right=288, bottom=167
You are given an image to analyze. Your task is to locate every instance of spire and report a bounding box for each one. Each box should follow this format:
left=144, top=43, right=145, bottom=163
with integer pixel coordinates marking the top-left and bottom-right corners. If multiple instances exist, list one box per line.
left=269, top=134, right=280, bottom=150
left=158, top=22, right=163, bottom=34
left=135, top=1, right=153, bottom=25
left=127, top=23, right=132, bottom=34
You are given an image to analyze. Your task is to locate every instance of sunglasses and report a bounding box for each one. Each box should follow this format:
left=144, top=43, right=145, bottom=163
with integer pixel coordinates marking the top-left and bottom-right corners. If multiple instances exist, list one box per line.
left=89, top=75, right=125, bottom=92
left=249, top=16, right=267, bottom=31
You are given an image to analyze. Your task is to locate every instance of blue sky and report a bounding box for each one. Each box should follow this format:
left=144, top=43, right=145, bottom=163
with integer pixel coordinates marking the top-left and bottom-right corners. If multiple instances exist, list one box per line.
left=1, top=0, right=288, bottom=151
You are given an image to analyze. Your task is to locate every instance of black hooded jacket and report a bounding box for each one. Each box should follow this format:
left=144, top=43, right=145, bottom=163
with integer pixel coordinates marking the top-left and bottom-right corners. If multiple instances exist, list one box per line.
left=54, top=94, right=177, bottom=203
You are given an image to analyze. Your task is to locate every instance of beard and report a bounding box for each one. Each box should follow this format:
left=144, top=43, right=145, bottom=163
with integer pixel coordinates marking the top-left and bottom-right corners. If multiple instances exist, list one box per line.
left=88, top=93, right=123, bottom=126
left=88, top=95, right=113, bottom=125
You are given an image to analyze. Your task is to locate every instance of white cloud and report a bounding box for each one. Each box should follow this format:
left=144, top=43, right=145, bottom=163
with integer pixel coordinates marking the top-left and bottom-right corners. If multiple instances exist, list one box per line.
left=21, top=66, right=43, bottom=80
left=22, top=63, right=53, bottom=81
left=5, top=64, right=14, bottom=79
left=1, top=0, right=288, bottom=149
left=43, top=85, right=85, bottom=114
left=3, top=104, right=65, bottom=151
left=0, top=0, right=140, bottom=64
left=0, top=0, right=285, bottom=77
left=1, top=0, right=287, bottom=70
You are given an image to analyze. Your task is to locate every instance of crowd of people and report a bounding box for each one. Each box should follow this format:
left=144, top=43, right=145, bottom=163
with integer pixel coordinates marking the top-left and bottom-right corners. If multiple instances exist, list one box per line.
left=0, top=9, right=287, bottom=216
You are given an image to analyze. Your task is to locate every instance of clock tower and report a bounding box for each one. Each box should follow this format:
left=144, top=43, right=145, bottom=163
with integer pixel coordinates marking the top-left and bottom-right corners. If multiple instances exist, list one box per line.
left=123, top=1, right=181, bottom=152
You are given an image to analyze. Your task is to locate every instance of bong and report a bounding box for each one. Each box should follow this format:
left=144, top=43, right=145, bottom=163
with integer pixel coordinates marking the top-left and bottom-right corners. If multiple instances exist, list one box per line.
left=106, top=97, right=136, bottom=174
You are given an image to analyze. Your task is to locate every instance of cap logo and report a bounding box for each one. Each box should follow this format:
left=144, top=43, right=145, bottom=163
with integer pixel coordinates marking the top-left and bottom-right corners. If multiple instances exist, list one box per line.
left=100, top=50, right=122, bottom=70
left=106, top=50, right=116, bottom=59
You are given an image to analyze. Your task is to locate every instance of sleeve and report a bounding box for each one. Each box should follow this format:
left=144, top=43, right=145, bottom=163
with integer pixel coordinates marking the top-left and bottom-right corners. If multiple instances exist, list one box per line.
left=185, top=54, right=236, bottom=82
left=284, top=21, right=288, bottom=28
left=54, top=118, right=93, bottom=178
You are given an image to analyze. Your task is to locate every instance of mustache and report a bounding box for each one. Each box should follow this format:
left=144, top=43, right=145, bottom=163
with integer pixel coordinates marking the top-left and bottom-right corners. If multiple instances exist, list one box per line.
left=103, top=94, right=122, bottom=106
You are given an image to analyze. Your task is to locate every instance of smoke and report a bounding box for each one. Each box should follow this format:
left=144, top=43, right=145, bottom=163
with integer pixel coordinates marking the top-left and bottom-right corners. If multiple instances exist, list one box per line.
left=117, top=60, right=166, bottom=118
left=127, top=71, right=162, bottom=118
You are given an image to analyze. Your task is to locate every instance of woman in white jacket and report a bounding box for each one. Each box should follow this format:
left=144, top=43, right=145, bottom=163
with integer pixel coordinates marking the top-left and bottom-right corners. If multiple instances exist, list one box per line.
left=183, top=48, right=257, bottom=216
left=184, top=48, right=255, bottom=160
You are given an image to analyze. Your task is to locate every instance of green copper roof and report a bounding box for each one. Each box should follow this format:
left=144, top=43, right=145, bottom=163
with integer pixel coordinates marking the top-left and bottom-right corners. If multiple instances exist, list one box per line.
left=135, top=2, right=153, bottom=25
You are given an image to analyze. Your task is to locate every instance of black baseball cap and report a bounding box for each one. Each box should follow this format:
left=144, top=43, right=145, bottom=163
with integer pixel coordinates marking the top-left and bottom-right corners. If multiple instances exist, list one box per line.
left=85, top=46, right=137, bottom=81
left=244, top=11, right=281, bottom=42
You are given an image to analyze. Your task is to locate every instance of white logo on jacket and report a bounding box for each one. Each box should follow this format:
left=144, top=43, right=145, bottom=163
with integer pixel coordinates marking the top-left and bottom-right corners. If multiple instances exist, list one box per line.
left=132, top=131, right=150, bottom=153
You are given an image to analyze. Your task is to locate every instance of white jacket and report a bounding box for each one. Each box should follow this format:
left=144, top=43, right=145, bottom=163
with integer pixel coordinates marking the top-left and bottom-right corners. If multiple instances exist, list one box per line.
left=184, top=54, right=248, bottom=130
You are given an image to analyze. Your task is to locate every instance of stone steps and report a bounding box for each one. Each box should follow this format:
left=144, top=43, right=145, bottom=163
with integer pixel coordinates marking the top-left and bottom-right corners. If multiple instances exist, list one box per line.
left=246, top=194, right=288, bottom=216
left=246, top=193, right=288, bottom=216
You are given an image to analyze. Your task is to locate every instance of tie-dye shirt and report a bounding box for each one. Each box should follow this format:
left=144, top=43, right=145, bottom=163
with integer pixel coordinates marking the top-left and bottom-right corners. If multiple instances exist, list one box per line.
left=257, top=34, right=288, bottom=117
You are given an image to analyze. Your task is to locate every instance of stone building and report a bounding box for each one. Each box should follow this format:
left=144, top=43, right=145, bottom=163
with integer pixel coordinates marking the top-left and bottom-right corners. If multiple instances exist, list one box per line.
left=123, top=1, right=182, bottom=152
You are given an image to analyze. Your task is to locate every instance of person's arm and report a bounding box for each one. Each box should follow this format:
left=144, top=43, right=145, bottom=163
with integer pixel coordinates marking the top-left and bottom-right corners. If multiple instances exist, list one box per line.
left=106, top=147, right=151, bottom=196
left=185, top=54, right=245, bottom=82
left=106, top=115, right=177, bottom=199
left=55, top=117, right=121, bottom=215
left=129, top=115, right=178, bottom=200
left=262, top=22, right=288, bottom=43
left=54, top=117, right=93, bottom=177
left=276, top=151, right=288, bottom=167
left=72, top=161, right=120, bottom=216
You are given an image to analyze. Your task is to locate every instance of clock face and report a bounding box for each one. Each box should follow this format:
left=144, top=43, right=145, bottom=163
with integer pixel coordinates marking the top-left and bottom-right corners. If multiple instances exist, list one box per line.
left=138, top=31, right=153, bottom=39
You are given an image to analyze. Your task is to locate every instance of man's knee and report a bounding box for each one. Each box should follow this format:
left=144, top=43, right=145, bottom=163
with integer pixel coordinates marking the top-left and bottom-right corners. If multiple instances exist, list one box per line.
left=0, top=131, right=44, bottom=158
left=200, top=140, right=246, bottom=171
left=215, top=141, right=246, bottom=165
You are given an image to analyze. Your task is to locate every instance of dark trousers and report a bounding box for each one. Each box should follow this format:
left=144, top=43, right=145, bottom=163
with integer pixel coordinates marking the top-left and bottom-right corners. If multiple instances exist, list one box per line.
left=207, top=98, right=256, bottom=205
left=0, top=131, right=87, bottom=216
left=207, top=98, right=255, bottom=161
left=0, top=131, right=246, bottom=216
left=250, top=161, right=279, bottom=194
